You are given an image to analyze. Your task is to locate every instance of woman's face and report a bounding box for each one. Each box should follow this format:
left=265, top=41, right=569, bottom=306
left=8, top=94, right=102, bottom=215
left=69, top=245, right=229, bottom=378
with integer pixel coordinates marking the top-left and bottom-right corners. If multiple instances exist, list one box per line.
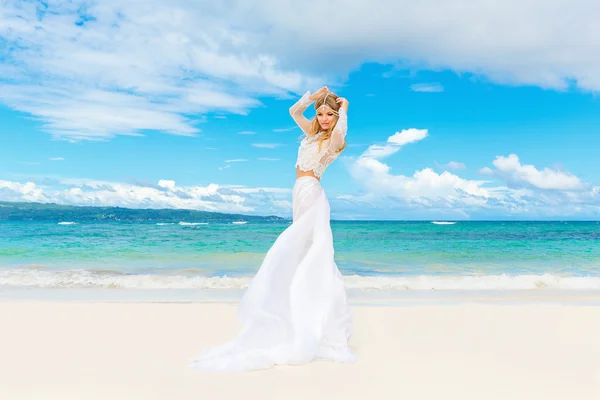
left=316, top=107, right=336, bottom=131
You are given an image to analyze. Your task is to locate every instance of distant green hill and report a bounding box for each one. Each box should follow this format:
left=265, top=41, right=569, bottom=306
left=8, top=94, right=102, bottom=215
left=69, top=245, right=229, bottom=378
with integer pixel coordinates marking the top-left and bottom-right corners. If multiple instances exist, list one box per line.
left=0, top=201, right=286, bottom=222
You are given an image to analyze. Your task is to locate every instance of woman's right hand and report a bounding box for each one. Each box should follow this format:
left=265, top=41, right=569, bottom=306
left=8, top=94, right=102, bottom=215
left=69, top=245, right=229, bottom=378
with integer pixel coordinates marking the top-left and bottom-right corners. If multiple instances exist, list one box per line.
left=309, top=86, right=329, bottom=101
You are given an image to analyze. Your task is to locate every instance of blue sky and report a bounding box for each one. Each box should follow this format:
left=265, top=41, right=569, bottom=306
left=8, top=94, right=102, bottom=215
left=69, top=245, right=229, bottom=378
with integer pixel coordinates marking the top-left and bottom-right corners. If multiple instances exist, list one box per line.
left=1, top=0, right=599, bottom=220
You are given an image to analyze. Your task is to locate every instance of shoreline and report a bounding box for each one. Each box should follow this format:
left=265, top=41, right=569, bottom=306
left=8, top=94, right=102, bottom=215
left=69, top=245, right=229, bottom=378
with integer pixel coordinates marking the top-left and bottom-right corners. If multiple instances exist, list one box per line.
left=2, top=287, right=600, bottom=306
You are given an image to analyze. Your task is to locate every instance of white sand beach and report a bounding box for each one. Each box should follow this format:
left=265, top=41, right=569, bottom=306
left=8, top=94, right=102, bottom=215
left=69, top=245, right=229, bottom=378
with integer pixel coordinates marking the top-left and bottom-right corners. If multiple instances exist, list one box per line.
left=1, top=302, right=599, bottom=400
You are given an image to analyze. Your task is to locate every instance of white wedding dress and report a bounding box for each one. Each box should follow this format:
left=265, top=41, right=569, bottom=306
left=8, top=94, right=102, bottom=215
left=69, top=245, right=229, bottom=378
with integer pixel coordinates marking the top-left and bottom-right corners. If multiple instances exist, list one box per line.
left=189, top=91, right=355, bottom=371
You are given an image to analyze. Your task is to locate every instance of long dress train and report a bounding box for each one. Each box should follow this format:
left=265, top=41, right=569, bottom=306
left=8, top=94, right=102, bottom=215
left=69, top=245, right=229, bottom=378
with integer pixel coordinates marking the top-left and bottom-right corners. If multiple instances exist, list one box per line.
left=189, top=176, right=355, bottom=371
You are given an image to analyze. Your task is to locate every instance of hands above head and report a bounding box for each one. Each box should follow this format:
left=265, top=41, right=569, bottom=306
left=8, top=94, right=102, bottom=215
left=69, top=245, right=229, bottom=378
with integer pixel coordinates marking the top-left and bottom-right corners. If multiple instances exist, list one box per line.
left=307, top=86, right=348, bottom=112
left=336, top=97, right=349, bottom=113
left=309, top=86, right=329, bottom=102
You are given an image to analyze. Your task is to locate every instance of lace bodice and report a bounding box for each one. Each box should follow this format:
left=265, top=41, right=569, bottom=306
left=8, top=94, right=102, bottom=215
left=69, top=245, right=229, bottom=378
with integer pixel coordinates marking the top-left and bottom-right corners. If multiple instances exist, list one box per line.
left=290, top=91, right=347, bottom=178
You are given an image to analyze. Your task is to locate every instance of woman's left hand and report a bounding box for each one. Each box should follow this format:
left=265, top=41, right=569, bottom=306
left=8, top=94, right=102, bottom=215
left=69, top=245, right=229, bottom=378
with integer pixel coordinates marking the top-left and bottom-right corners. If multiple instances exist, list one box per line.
left=336, top=97, right=349, bottom=112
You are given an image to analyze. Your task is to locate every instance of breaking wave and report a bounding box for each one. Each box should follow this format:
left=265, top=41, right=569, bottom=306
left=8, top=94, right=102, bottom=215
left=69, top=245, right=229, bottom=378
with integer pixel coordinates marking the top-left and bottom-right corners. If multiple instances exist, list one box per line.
left=1, top=269, right=599, bottom=290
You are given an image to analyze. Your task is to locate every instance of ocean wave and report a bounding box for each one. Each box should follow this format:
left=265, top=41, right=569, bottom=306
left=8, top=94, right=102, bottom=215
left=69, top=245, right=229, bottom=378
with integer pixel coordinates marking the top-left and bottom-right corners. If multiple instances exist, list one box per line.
left=0, top=269, right=245, bottom=289
left=58, top=222, right=77, bottom=225
left=178, top=222, right=209, bottom=226
left=1, top=269, right=599, bottom=290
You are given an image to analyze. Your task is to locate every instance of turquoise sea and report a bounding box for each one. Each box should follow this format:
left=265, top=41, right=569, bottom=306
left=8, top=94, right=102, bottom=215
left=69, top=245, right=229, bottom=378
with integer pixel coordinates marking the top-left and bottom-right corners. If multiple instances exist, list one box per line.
left=1, top=220, right=599, bottom=302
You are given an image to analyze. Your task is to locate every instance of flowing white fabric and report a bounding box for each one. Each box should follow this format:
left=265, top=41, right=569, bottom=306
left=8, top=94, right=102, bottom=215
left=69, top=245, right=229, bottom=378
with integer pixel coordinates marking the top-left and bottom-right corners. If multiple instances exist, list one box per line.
left=190, top=176, right=355, bottom=371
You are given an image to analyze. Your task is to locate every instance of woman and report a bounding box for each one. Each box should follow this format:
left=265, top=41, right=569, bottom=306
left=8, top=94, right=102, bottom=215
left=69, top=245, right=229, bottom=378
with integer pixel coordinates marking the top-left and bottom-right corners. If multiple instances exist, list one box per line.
left=190, top=86, right=355, bottom=371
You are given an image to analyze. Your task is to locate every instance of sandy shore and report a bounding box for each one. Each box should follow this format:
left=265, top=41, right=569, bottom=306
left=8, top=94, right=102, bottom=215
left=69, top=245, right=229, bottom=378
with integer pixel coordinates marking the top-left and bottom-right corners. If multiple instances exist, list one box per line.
left=1, top=302, right=599, bottom=400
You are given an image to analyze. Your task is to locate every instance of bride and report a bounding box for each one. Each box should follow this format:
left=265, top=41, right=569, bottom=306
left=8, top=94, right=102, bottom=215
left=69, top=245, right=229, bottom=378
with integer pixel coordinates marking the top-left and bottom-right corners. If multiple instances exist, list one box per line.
left=190, top=86, right=356, bottom=371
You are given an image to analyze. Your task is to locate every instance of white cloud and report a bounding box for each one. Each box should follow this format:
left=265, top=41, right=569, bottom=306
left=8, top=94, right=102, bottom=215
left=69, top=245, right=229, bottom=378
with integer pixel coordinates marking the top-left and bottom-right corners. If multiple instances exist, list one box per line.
left=487, top=154, right=584, bottom=190
left=158, top=180, right=176, bottom=190
left=479, top=167, right=494, bottom=175
left=0, top=1, right=320, bottom=141
left=50, top=157, right=65, bottom=161
left=410, top=83, right=444, bottom=93
left=3, top=0, right=600, bottom=142
left=237, top=131, right=257, bottom=135
left=0, top=180, right=47, bottom=203
left=2, top=171, right=598, bottom=219
left=0, top=177, right=293, bottom=215
left=346, top=131, right=599, bottom=219
left=445, top=161, right=466, bottom=170
left=361, top=128, right=428, bottom=159
left=252, top=143, right=284, bottom=148
left=351, top=162, right=490, bottom=202
left=387, top=128, right=429, bottom=146
left=350, top=129, right=490, bottom=206
left=226, top=186, right=290, bottom=194
left=272, top=127, right=296, bottom=133
left=354, top=157, right=390, bottom=174
left=360, top=144, right=400, bottom=160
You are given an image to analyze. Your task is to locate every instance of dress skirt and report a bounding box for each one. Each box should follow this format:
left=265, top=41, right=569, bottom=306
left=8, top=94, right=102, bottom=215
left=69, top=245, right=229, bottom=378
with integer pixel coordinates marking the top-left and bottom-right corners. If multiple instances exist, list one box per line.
left=189, top=176, right=355, bottom=371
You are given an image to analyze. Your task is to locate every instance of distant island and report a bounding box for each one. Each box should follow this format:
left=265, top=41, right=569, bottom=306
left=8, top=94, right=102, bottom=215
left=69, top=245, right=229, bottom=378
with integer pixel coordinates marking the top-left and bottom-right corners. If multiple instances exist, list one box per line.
left=0, top=201, right=286, bottom=222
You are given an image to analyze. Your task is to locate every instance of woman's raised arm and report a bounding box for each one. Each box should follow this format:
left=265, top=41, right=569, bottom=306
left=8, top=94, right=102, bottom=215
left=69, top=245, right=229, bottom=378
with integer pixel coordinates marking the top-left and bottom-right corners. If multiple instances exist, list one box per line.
left=289, top=91, right=314, bottom=135
left=289, top=86, right=330, bottom=135
left=329, top=96, right=348, bottom=151
left=329, top=107, right=347, bottom=152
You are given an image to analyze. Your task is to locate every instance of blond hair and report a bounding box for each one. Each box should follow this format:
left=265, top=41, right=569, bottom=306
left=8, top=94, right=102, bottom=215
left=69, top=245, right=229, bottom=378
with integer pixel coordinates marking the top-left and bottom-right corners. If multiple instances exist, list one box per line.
left=308, top=92, right=347, bottom=153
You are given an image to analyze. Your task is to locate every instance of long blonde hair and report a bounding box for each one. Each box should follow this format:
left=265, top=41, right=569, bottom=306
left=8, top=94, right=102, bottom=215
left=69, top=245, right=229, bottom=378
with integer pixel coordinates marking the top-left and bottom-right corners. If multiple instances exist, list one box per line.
left=308, top=92, right=347, bottom=153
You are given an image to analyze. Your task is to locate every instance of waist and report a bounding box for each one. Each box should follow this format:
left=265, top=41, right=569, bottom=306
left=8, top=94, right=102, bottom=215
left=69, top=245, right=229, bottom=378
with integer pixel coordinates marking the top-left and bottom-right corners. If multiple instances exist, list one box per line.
left=294, top=174, right=321, bottom=190
left=295, top=167, right=321, bottom=181
left=295, top=175, right=319, bottom=183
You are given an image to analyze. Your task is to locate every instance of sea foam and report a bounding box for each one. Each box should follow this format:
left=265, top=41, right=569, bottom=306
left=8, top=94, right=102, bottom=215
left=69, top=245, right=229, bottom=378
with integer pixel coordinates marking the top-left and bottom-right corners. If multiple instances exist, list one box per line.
left=1, top=269, right=599, bottom=291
